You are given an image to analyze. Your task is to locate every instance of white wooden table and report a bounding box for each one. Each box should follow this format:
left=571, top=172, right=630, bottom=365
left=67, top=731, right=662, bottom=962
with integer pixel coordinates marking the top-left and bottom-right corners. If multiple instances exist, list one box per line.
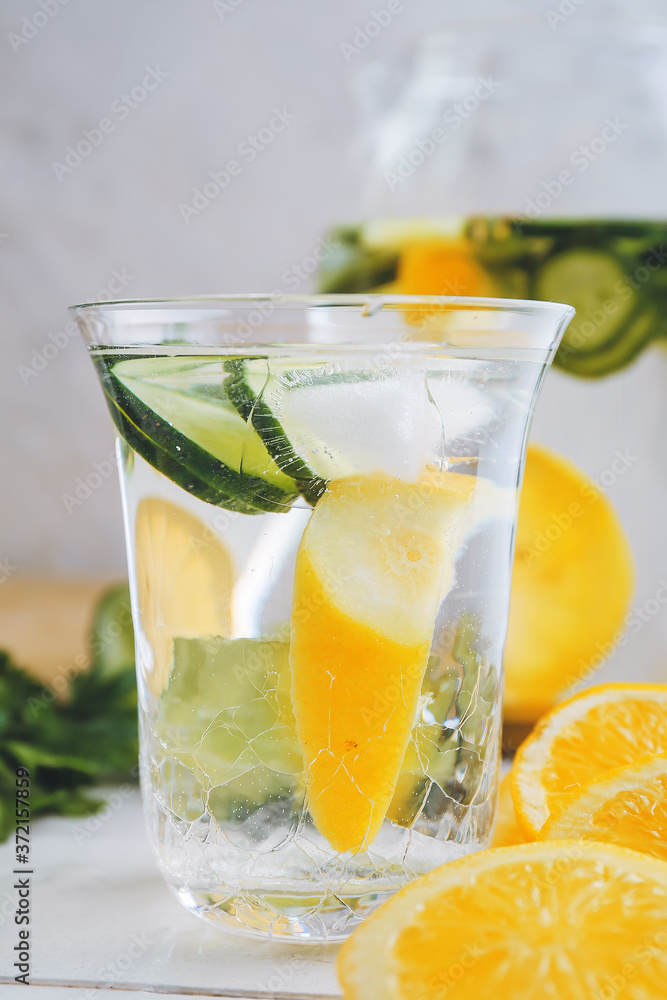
left=0, top=790, right=342, bottom=999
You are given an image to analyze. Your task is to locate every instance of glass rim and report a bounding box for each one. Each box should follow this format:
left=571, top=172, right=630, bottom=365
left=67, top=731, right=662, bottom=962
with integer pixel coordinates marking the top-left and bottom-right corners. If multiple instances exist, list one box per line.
left=69, top=293, right=575, bottom=318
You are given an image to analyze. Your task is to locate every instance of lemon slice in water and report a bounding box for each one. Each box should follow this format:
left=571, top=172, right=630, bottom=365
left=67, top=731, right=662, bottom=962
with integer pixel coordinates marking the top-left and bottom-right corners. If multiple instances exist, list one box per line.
left=290, top=471, right=477, bottom=852
left=135, top=497, right=233, bottom=695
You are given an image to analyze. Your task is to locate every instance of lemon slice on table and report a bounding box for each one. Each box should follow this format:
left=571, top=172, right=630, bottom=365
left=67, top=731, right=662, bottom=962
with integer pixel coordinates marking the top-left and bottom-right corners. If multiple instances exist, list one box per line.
left=135, top=497, right=233, bottom=696
left=290, top=470, right=477, bottom=853
left=505, top=442, right=635, bottom=723
left=490, top=772, right=526, bottom=848
left=511, top=682, right=667, bottom=838
left=542, top=753, right=667, bottom=860
left=337, top=841, right=667, bottom=999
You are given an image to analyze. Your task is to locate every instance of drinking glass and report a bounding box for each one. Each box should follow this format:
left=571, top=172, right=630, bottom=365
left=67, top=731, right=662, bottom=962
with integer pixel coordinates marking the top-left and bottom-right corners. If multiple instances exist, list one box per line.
left=72, top=295, right=573, bottom=941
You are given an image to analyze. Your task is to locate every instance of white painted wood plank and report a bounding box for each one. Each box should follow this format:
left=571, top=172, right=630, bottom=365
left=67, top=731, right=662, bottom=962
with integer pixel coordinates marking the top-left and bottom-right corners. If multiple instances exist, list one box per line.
left=0, top=791, right=341, bottom=998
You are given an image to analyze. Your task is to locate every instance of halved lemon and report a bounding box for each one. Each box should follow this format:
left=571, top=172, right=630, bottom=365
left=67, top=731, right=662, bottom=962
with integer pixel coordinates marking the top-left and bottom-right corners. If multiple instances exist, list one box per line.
left=135, top=497, right=233, bottom=695
left=505, top=443, right=635, bottom=723
left=512, top=683, right=667, bottom=837
left=338, top=841, right=667, bottom=999
left=543, top=753, right=667, bottom=860
left=290, top=470, right=477, bottom=853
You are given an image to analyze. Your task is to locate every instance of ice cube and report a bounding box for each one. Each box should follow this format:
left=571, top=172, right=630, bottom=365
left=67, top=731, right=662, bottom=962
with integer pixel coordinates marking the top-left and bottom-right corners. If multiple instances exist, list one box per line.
left=277, top=372, right=441, bottom=481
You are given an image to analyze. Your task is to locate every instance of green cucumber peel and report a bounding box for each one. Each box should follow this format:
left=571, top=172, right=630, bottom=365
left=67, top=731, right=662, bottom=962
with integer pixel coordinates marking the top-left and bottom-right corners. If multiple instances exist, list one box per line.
left=108, top=373, right=280, bottom=513
left=223, top=359, right=328, bottom=506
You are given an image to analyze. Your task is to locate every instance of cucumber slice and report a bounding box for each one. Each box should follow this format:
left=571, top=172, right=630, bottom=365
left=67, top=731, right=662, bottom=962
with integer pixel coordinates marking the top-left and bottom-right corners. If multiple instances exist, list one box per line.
left=224, top=359, right=327, bottom=504
left=157, top=635, right=303, bottom=822
left=106, top=392, right=261, bottom=514
left=224, top=359, right=445, bottom=486
left=99, top=355, right=302, bottom=514
left=534, top=249, right=636, bottom=355
left=555, top=304, right=657, bottom=378
left=225, top=358, right=341, bottom=486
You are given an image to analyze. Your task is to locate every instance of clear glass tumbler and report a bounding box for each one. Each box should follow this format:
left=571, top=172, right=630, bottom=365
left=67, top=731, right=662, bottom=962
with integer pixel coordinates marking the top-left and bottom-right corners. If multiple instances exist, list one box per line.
left=72, top=295, right=573, bottom=941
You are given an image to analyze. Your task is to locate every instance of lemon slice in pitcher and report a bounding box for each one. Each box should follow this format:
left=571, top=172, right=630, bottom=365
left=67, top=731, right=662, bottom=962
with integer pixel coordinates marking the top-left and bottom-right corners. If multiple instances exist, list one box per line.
left=290, top=470, right=477, bottom=853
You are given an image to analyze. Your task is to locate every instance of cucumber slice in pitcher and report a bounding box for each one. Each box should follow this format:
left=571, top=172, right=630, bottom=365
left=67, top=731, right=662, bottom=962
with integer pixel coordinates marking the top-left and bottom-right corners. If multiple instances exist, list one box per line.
left=554, top=304, right=657, bottom=378
left=534, top=248, right=637, bottom=357
left=101, top=355, right=302, bottom=513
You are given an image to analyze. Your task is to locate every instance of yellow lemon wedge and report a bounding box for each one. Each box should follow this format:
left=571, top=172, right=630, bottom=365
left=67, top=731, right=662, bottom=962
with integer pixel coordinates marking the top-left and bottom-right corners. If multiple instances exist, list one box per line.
left=290, top=471, right=477, bottom=853
left=542, top=753, right=667, bottom=860
left=337, top=841, right=667, bottom=999
left=135, top=497, right=233, bottom=696
left=511, top=683, right=667, bottom=838
left=505, top=442, right=635, bottom=723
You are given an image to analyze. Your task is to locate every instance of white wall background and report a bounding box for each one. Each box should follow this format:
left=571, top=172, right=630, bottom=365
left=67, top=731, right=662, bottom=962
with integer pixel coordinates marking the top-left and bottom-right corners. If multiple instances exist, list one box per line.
left=1, top=0, right=666, bottom=693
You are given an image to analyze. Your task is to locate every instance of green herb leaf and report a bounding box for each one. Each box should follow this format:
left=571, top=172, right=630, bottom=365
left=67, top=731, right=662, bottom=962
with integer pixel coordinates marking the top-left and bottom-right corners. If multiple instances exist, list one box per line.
left=0, top=585, right=138, bottom=842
